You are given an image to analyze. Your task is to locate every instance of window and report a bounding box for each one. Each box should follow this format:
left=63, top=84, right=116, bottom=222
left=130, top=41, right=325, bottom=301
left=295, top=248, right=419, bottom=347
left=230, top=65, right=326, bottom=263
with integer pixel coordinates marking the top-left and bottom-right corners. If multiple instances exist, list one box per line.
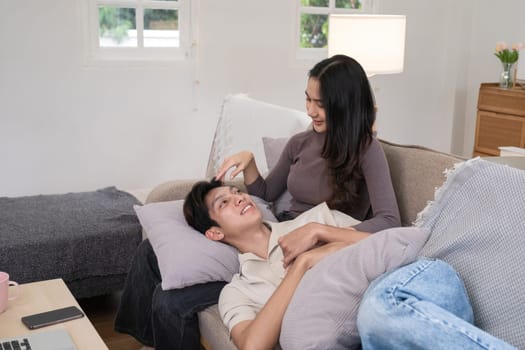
left=84, top=0, right=190, bottom=62
left=296, top=0, right=373, bottom=61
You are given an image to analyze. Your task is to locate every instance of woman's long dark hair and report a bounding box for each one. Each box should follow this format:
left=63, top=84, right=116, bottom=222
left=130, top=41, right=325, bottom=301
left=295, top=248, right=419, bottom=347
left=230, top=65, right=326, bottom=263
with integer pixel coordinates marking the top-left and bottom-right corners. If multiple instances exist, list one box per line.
left=309, top=55, right=375, bottom=213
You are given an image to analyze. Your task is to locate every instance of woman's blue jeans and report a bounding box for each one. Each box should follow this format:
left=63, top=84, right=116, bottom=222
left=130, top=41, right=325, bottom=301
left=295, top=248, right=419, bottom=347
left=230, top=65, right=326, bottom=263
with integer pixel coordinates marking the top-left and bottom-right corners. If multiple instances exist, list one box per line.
left=114, top=239, right=226, bottom=350
left=357, top=259, right=517, bottom=350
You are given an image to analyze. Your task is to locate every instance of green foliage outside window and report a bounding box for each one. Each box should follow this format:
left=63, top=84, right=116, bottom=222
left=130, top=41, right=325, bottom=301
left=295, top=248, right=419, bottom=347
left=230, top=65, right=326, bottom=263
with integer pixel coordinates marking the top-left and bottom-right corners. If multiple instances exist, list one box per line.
left=99, top=7, right=177, bottom=45
left=301, top=0, right=329, bottom=6
left=335, top=0, right=362, bottom=9
left=144, top=9, right=178, bottom=30
left=99, top=7, right=135, bottom=44
left=300, top=0, right=362, bottom=48
left=301, top=14, right=328, bottom=48
left=301, top=0, right=362, bottom=9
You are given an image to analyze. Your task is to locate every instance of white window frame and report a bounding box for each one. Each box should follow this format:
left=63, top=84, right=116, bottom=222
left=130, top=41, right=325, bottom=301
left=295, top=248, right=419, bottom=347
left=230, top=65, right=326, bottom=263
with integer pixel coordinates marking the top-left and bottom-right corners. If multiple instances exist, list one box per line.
left=294, top=0, right=375, bottom=62
left=83, top=0, right=191, bottom=63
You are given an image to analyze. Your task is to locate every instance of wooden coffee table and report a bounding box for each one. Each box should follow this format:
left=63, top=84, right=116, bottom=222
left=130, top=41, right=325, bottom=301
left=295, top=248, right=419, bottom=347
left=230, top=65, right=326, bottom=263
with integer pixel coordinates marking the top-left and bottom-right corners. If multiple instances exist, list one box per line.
left=0, top=278, right=108, bottom=349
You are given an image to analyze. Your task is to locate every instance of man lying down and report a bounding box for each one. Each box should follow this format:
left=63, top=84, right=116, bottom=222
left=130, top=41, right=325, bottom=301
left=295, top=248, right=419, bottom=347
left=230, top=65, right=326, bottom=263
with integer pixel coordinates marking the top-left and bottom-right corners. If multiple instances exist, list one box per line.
left=183, top=179, right=431, bottom=350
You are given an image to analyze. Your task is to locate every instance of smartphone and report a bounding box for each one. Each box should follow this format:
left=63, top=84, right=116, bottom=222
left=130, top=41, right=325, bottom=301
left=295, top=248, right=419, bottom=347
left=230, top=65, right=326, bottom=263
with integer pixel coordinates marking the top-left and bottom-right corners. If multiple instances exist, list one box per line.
left=21, top=306, right=85, bottom=329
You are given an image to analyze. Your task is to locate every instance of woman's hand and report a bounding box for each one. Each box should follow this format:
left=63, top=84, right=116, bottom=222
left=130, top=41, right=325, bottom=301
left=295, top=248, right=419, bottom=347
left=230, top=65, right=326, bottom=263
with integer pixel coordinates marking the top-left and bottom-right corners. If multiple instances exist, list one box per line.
left=278, top=222, right=320, bottom=269
left=215, top=151, right=257, bottom=182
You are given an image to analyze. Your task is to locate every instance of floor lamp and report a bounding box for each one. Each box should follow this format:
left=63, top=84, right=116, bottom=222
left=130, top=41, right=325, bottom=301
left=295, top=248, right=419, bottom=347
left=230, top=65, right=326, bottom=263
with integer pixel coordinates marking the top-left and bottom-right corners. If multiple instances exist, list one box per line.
left=328, top=14, right=406, bottom=77
left=328, top=14, right=406, bottom=131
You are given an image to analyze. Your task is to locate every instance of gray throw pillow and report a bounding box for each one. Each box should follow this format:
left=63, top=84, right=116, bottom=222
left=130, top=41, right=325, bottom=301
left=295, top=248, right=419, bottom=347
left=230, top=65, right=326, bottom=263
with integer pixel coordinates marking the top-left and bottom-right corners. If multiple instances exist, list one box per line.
left=262, top=136, right=289, bottom=170
left=417, top=158, right=525, bottom=348
left=262, top=136, right=293, bottom=215
left=280, top=226, right=431, bottom=350
left=134, top=196, right=276, bottom=290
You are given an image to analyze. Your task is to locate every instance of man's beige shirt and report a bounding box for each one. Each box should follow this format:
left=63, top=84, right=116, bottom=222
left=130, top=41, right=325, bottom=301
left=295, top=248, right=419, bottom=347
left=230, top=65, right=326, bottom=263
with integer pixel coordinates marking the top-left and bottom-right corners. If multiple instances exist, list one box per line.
left=218, top=202, right=360, bottom=333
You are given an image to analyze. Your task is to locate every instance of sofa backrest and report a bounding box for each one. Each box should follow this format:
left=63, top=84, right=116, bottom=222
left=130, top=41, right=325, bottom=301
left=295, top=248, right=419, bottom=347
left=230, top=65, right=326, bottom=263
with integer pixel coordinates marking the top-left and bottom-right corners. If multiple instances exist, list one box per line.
left=154, top=94, right=466, bottom=228
left=380, top=139, right=464, bottom=226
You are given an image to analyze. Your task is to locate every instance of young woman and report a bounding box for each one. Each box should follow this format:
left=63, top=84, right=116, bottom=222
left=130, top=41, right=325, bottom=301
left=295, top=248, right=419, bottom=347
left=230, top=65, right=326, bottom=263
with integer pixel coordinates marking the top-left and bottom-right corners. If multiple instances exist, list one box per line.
left=216, top=54, right=400, bottom=266
left=114, top=54, right=400, bottom=350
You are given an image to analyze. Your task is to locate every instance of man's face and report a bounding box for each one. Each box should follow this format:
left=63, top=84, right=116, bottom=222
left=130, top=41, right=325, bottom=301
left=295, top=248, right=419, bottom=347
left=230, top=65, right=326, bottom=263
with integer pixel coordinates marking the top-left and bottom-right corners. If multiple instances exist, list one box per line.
left=205, top=186, right=262, bottom=238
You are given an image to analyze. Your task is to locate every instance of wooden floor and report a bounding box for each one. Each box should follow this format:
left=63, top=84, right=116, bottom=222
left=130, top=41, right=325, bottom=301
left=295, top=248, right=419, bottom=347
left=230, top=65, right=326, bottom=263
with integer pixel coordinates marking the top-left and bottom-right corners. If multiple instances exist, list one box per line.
left=78, top=292, right=145, bottom=350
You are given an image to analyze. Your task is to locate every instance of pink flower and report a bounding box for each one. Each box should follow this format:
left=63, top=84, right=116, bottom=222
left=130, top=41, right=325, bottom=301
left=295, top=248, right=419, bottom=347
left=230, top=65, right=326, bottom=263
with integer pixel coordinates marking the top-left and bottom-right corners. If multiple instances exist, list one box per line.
left=495, top=42, right=507, bottom=52
left=511, top=42, right=524, bottom=51
left=494, top=42, right=520, bottom=64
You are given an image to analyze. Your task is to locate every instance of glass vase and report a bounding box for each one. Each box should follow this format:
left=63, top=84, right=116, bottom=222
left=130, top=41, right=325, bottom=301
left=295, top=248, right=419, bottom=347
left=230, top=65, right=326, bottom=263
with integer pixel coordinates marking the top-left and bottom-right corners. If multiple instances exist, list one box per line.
left=499, top=62, right=515, bottom=89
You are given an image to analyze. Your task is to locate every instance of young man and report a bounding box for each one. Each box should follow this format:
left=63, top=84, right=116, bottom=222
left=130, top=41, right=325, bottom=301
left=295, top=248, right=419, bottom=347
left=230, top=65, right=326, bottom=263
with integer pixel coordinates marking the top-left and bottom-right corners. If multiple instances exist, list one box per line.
left=183, top=179, right=362, bottom=350
left=187, top=178, right=514, bottom=350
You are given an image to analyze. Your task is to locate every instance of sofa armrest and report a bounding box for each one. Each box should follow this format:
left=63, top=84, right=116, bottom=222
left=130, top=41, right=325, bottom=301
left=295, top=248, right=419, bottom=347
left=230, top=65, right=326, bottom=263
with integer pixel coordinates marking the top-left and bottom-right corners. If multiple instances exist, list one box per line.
left=146, top=179, right=201, bottom=204
left=145, top=179, right=247, bottom=204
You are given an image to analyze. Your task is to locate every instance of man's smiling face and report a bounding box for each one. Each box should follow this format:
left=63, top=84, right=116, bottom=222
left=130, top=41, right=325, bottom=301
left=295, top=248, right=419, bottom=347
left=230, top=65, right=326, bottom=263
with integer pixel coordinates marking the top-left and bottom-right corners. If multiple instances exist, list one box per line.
left=205, top=186, right=262, bottom=239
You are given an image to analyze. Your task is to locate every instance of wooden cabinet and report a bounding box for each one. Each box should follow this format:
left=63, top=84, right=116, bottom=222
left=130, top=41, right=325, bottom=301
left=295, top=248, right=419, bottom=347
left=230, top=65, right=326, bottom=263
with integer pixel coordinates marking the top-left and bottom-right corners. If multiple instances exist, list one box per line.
left=473, top=83, right=525, bottom=157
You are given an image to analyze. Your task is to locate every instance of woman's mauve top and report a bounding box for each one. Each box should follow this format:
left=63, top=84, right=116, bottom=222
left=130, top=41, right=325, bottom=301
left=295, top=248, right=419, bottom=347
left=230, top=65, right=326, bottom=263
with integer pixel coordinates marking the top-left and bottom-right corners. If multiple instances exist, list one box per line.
left=246, top=129, right=400, bottom=233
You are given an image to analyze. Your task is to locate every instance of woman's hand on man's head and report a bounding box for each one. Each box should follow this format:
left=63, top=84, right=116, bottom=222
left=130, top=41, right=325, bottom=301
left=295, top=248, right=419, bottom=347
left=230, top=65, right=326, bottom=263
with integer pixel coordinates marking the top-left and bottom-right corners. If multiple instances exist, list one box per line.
left=215, top=151, right=255, bottom=181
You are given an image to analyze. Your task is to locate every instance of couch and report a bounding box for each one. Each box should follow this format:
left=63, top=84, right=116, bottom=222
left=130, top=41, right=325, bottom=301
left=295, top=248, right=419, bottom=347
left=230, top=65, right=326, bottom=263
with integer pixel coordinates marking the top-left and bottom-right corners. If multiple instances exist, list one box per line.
left=147, top=141, right=467, bottom=349
left=142, top=94, right=472, bottom=349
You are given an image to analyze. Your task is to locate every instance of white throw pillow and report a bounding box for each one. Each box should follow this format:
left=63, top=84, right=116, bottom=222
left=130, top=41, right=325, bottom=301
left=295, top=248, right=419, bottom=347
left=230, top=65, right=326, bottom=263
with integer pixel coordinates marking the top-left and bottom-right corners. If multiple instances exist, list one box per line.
left=206, top=94, right=310, bottom=178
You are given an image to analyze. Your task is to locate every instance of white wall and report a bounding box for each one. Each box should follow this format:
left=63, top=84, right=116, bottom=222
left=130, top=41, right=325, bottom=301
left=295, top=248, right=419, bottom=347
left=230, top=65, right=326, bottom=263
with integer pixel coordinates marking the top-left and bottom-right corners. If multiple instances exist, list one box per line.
left=1, top=0, right=523, bottom=197
left=372, top=0, right=471, bottom=153
left=463, top=0, right=525, bottom=156
left=0, top=1, right=199, bottom=196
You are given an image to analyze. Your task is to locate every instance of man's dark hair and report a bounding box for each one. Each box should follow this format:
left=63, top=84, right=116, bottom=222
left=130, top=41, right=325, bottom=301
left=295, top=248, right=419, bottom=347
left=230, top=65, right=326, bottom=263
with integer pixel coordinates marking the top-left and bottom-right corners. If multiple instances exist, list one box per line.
left=183, top=179, right=223, bottom=234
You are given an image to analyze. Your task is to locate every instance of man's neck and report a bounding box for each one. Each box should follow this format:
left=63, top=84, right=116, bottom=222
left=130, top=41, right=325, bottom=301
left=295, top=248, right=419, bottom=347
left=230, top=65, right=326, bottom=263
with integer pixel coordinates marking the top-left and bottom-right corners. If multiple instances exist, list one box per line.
left=232, top=222, right=272, bottom=259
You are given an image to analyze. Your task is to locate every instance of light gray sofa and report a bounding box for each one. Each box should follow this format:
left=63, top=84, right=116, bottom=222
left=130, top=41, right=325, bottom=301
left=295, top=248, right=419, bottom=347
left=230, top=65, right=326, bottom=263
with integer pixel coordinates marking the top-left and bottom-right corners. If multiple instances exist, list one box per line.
left=145, top=139, right=465, bottom=349
left=141, top=94, right=475, bottom=349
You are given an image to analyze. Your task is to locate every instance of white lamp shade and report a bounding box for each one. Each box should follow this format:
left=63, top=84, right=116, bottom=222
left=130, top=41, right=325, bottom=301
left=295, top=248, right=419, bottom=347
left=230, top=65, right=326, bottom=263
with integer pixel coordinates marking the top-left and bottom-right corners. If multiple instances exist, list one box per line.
left=328, top=15, right=406, bottom=76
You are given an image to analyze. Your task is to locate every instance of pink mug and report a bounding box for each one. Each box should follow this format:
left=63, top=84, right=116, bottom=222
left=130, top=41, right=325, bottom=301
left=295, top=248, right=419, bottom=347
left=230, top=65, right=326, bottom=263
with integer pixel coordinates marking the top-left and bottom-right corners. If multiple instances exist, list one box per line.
left=0, top=271, right=19, bottom=314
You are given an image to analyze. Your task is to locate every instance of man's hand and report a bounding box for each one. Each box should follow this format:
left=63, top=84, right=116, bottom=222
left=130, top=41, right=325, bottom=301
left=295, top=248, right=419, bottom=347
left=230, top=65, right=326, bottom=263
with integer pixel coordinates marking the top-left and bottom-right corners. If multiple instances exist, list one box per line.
left=278, top=222, right=320, bottom=268
left=279, top=222, right=364, bottom=268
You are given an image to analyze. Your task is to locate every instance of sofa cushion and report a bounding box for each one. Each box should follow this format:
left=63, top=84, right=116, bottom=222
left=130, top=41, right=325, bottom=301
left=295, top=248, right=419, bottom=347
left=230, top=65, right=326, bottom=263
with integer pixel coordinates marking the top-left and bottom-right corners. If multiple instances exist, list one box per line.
left=262, top=136, right=294, bottom=216
left=417, top=158, right=525, bottom=348
left=199, top=305, right=237, bottom=350
left=280, top=226, right=430, bottom=350
left=262, top=136, right=289, bottom=170
left=134, top=196, right=277, bottom=290
left=379, top=140, right=463, bottom=226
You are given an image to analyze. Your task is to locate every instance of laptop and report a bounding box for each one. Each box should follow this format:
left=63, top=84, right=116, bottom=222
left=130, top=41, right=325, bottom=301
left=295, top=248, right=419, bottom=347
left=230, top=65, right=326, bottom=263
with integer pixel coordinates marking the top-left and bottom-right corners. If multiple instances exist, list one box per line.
left=0, top=329, right=77, bottom=350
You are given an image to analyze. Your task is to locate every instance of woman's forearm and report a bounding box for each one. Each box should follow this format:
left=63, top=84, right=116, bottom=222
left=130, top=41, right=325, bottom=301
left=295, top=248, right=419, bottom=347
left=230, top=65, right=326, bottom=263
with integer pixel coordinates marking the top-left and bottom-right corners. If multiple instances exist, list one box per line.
left=242, top=156, right=261, bottom=186
left=314, top=223, right=370, bottom=245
